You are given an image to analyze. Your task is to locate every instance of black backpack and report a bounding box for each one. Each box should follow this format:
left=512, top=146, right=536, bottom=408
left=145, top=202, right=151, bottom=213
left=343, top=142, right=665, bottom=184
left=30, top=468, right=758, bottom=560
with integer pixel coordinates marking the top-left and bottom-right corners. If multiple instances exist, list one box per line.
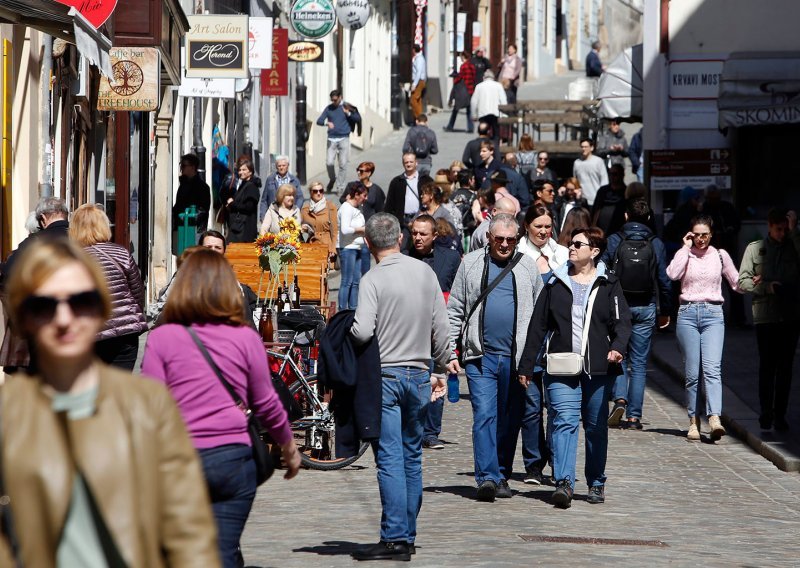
left=610, top=234, right=657, bottom=300
left=413, top=128, right=431, bottom=159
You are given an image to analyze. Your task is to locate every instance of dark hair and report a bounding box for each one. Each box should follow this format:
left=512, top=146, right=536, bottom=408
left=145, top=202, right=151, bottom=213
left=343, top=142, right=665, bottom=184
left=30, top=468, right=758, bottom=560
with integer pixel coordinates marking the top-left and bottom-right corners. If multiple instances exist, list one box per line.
left=460, top=50, right=470, bottom=59
left=558, top=207, right=592, bottom=247
left=346, top=181, right=368, bottom=199
left=413, top=44, right=422, bottom=53
left=532, top=178, right=554, bottom=193
left=580, top=137, right=594, bottom=148
left=477, top=122, right=491, bottom=136
left=625, top=199, right=651, bottom=224
left=689, top=214, right=714, bottom=231
left=457, top=169, right=474, bottom=188
left=507, top=43, right=517, bottom=50
left=200, top=229, right=227, bottom=250
left=412, top=214, right=437, bottom=231
left=180, top=153, right=200, bottom=168
left=572, top=226, right=606, bottom=254
left=609, top=164, right=625, bottom=176
left=416, top=114, right=427, bottom=122
left=768, top=208, right=789, bottom=225
left=524, top=203, right=553, bottom=226
left=329, top=89, right=341, bottom=98
left=357, top=161, right=375, bottom=174
left=477, top=187, right=496, bottom=207
left=237, top=157, right=254, bottom=175
left=419, top=182, right=444, bottom=204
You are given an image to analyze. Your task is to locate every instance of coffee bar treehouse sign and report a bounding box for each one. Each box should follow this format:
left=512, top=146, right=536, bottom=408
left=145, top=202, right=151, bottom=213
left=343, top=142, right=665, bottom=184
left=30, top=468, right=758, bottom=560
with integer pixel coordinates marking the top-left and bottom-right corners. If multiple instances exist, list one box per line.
left=98, top=48, right=160, bottom=111
left=186, top=15, right=249, bottom=79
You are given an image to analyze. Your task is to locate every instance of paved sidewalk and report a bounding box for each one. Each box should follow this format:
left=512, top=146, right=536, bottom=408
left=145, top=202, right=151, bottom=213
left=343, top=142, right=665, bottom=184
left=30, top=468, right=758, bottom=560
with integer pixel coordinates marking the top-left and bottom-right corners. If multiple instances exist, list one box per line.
left=651, top=327, right=800, bottom=472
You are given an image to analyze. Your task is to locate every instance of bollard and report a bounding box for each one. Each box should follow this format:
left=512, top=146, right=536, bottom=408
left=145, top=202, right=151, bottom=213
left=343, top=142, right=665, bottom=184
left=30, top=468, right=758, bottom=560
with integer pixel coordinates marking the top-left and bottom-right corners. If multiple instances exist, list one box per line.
left=177, top=205, right=198, bottom=256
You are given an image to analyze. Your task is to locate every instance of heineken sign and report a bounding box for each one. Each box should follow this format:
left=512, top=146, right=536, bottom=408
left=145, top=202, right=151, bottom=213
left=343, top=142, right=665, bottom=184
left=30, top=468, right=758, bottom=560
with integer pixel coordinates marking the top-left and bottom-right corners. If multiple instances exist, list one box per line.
left=290, top=0, right=337, bottom=39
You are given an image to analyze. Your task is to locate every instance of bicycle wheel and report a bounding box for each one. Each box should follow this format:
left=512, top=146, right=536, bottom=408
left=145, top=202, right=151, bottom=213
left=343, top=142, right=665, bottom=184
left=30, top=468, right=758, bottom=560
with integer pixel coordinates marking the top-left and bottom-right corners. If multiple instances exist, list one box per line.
left=288, top=376, right=370, bottom=470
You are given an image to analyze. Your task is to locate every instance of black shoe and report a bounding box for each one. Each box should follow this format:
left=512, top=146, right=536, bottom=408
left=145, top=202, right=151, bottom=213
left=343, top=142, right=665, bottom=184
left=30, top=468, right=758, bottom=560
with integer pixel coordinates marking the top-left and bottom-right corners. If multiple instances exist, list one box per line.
left=551, top=479, right=573, bottom=509
left=443, top=126, right=454, bottom=132
left=326, top=179, right=336, bottom=192
left=523, top=467, right=544, bottom=485
left=622, top=419, right=643, bottom=430
left=495, top=479, right=513, bottom=498
left=587, top=485, right=605, bottom=504
left=476, top=480, right=497, bottom=502
left=608, top=401, right=626, bottom=427
left=407, top=543, right=416, bottom=555
left=759, top=414, right=773, bottom=430
left=352, top=541, right=411, bottom=561
left=422, top=437, right=445, bottom=450
left=775, top=416, right=790, bottom=431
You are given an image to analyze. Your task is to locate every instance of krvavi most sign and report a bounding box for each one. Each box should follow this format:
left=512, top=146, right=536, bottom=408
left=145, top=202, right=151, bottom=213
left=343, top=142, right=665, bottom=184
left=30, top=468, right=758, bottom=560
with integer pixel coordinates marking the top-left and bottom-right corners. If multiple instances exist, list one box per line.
left=186, top=15, right=249, bottom=79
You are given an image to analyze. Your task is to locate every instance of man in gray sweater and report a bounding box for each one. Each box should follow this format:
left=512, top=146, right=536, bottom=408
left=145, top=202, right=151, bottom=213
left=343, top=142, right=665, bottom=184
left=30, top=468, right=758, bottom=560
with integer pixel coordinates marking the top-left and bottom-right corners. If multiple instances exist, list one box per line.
left=447, top=213, right=544, bottom=502
left=573, top=137, right=609, bottom=206
left=351, top=213, right=451, bottom=562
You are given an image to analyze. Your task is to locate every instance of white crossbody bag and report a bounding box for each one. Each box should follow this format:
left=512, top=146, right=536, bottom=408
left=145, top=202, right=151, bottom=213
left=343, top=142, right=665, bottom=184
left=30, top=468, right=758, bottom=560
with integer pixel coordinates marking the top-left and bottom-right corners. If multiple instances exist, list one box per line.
left=545, top=287, right=598, bottom=376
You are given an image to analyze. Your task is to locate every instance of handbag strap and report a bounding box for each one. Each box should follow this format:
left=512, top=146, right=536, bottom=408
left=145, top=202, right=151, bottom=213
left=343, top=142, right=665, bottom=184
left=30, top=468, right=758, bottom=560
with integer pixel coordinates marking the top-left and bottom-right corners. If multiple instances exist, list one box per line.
left=544, top=282, right=599, bottom=359
left=464, top=252, right=524, bottom=325
left=184, top=326, right=250, bottom=417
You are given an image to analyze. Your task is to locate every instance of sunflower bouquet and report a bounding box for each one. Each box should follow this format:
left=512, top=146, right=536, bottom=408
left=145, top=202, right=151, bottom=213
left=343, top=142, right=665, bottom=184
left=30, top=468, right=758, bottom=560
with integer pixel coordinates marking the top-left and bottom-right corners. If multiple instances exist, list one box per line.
left=254, top=217, right=303, bottom=307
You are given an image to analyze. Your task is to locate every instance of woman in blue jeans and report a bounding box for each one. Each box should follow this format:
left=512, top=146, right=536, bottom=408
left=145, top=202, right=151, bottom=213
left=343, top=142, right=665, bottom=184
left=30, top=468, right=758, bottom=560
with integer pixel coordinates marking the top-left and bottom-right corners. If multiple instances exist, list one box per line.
left=337, top=183, right=368, bottom=309
left=666, top=215, right=742, bottom=441
left=519, top=227, right=631, bottom=509
left=142, top=249, right=301, bottom=567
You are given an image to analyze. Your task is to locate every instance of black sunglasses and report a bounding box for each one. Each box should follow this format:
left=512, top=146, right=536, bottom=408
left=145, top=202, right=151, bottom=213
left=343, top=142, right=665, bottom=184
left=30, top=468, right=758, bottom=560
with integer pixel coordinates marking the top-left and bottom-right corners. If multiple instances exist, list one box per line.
left=310, top=188, right=324, bottom=194
left=491, top=235, right=518, bottom=245
left=569, top=240, right=592, bottom=249
left=21, top=290, right=103, bottom=324
left=356, top=168, right=370, bottom=174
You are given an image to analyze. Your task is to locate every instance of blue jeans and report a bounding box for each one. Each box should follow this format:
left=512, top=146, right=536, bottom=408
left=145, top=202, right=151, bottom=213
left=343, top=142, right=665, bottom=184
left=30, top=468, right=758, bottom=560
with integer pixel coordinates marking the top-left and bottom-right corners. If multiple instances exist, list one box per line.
left=545, top=373, right=613, bottom=488
left=338, top=247, right=363, bottom=310
left=612, top=304, right=657, bottom=419
left=373, top=366, right=431, bottom=543
left=521, top=371, right=549, bottom=471
left=465, top=352, right=524, bottom=484
left=360, top=244, right=371, bottom=276
left=199, top=444, right=257, bottom=568
left=446, top=105, right=474, bottom=132
left=675, top=302, right=725, bottom=417
left=423, top=397, right=443, bottom=441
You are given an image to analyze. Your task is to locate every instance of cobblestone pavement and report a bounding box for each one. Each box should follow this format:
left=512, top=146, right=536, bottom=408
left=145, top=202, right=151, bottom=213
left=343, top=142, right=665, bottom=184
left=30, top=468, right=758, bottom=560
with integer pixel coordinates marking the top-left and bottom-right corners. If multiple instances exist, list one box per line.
left=241, top=364, right=800, bottom=567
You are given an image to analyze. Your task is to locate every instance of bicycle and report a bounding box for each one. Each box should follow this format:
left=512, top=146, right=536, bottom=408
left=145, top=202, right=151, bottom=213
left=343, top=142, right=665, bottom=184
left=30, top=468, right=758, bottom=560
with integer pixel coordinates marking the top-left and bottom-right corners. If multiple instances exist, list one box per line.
left=267, top=323, right=370, bottom=471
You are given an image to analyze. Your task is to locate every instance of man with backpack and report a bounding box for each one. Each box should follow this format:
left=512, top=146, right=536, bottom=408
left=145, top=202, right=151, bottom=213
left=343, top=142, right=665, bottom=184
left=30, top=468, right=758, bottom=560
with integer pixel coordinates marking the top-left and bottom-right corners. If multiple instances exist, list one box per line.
left=402, top=114, right=439, bottom=177
left=600, top=199, right=672, bottom=429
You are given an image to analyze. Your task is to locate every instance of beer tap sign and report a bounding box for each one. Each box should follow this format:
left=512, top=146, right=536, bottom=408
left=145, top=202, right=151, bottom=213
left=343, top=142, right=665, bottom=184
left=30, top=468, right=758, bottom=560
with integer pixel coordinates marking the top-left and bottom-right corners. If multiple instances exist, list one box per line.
left=335, top=0, right=371, bottom=30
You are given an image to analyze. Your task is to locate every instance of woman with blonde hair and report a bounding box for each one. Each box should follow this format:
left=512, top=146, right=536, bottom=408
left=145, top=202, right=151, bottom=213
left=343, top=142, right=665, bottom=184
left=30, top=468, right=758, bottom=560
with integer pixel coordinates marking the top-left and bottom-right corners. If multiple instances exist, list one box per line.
left=261, top=183, right=302, bottom=233
left=301, top=180, right=339, bottom=258
left=1, top=238, right=218, bottom=566
left=142, top=248, right=300, bottom=566
left=69, top=203, right=147, bottom=370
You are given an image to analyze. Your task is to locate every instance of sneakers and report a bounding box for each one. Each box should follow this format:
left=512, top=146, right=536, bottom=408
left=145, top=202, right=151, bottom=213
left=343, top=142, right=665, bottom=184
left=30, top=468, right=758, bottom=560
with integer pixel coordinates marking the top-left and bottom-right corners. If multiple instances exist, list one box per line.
left=422, top=437, right=445, bottom=450
left=352, top=541, right=411, bottom=561
left=495, top=479, right=513, bottom=498
left=708, top=415, right=726, bottom=440
left=608, top=400, right=626, bottom=427
left=523, top=467, right=544, bottom=485
left=687, top=417, right=700, bottom=442
left=622, top=418, right=643, bottom=430
left=551, top=479, right=573, bottom=509
left=476, top=480, right=497, bottom=502
left=587, top=485, right=605, bottom=504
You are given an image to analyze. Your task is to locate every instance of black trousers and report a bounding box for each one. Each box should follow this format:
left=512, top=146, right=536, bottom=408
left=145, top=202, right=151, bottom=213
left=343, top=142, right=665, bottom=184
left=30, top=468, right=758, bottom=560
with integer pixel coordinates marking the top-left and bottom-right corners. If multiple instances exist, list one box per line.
left=479, top=114, right=499, bottom=142
left=95, top=333, right=140, bottom=371
left=755, top=322, right=800, bottom=419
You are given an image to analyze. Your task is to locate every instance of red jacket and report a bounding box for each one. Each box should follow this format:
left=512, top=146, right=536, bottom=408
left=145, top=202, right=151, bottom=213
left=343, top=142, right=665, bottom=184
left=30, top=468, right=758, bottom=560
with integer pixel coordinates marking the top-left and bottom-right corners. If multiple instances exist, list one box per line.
left=455, top=60, right=477, bottom=95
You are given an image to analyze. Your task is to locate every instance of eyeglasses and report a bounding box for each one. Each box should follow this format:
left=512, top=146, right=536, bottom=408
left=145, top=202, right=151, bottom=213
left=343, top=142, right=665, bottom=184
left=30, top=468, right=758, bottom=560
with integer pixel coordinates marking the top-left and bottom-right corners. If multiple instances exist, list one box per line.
left=491, top=235, right=518, bottom=245
left=310, top=188, right=324, bottom=194
left=569, top=241, right=592, bottom=249
left=692, top=232, right=711, bottom=239
left=21, top=290, right=103, bottom=325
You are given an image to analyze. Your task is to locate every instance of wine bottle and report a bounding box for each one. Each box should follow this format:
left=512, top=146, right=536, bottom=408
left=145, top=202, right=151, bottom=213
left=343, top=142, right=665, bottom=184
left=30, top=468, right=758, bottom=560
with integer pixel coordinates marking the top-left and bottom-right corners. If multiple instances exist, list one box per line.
left=276, top=286, right=284, bottom=312
left=292, top=275, right=301, bottom=308
left=258, top=305, right=274, bottom=343
left=280, top=286, right=291, bottom=313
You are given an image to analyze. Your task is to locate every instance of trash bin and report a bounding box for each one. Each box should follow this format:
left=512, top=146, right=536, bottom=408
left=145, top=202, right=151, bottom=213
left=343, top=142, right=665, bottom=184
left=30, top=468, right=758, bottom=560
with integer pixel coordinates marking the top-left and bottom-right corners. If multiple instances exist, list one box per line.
left=176, top=205, right=198, bottom=256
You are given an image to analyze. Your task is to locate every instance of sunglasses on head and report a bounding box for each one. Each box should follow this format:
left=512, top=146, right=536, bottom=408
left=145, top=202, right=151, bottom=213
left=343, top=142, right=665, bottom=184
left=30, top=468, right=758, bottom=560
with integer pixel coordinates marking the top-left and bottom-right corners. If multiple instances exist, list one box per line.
left=491, top=235, right=518, bottom=245
left=21, top=290, right=104, bottom=324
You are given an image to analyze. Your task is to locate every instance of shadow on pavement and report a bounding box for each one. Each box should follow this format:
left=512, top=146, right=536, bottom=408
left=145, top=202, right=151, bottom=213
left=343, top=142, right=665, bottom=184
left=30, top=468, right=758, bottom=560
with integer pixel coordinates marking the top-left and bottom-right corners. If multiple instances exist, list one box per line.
left=423, top=484, right=478, bottom=499
left=518, top=488, right=554, bottom=504
left=293, top=541, right=361, bottom=556
left=645, top=427, right=687, bottom=438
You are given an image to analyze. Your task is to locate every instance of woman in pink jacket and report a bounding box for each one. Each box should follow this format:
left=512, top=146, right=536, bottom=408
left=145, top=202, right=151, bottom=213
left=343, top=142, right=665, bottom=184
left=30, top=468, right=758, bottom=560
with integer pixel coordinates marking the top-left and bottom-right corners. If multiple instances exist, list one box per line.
left=667, top=214, right=743, bottom=442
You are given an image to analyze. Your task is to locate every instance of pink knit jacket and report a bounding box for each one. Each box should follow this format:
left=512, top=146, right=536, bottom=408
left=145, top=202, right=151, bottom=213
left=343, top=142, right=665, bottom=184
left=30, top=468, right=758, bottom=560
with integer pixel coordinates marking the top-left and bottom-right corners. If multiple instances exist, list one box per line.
left=666, top=245, right=742, bottom=303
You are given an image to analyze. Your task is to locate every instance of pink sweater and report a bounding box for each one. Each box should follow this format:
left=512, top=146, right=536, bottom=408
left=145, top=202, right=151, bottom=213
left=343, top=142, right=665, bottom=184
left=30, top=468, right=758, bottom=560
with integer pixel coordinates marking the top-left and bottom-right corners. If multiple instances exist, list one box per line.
left=141, top=322, right=293, bottom=449
left=666, top=245, right=741, bottom=303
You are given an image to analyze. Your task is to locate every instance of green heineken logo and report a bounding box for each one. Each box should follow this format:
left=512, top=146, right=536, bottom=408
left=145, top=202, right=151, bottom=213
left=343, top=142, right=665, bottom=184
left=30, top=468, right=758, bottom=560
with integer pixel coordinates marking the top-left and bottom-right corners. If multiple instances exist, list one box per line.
left=290, top=0, right=337, bottom=39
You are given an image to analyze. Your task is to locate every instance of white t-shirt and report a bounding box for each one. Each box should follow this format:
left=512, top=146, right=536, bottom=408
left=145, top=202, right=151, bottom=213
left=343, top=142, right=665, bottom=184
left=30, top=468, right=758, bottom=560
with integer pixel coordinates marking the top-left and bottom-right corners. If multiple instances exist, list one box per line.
left=338, top=201, right=365, bottom=249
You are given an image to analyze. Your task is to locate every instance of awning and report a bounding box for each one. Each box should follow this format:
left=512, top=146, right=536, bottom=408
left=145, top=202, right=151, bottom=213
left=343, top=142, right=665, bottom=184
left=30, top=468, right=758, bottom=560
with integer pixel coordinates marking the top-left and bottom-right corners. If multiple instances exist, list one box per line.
left=0, top=0, right=112, bottom=76
left=596, top=43, right=643, bottom=121
left=718, top=53, right=800, bottom=128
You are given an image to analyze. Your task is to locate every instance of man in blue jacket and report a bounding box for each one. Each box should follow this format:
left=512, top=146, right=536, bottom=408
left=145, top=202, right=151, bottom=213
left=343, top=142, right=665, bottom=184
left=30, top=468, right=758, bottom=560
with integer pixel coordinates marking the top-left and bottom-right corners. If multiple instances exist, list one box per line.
left=258, top=155, right=304, bottom=223
left=600, top=199, right=671, bottom=430
left=317, top=89, right=361, bottom=194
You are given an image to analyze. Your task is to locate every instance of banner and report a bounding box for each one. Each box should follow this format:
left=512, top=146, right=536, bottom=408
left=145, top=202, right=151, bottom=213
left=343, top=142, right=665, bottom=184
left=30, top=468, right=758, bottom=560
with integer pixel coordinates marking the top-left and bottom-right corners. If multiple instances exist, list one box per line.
left=261, top=29, right=288, bottom=96
left=186, top=15, right=249, bottom=78
left=249, top=17, right=273, bottom=70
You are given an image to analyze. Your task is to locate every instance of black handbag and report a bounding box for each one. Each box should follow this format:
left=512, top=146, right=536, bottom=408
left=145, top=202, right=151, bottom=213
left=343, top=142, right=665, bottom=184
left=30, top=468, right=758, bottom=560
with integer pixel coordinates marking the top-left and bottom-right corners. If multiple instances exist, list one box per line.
left=185, top=326, right=275, bottom=485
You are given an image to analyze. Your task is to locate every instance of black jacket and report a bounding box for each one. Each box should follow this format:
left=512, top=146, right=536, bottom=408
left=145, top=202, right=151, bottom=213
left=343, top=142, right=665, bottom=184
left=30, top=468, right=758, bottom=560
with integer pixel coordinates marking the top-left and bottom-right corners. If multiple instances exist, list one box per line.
left=519, top=266, right=632, bottom=377
left=385, top=173, right=433, bottom=224
left=173, top=175, right=211, bottom=230
left=318, top=310, right=381, bottom=457
left=1, top=220, right=70, bottom=288
left=409, top=245, right=461, bottom=293
left=226, top=177, right=262, bottom=243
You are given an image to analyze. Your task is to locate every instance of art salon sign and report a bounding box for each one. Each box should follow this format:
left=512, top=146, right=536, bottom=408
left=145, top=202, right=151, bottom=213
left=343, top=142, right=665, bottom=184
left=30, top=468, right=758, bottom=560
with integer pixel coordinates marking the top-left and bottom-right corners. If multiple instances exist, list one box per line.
left=185, top=15, right=249, bottom=79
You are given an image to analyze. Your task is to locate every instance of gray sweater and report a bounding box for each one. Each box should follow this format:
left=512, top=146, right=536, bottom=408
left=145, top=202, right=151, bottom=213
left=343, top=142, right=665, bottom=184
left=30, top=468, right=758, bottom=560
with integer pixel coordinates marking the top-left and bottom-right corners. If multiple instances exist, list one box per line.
left=447, top=249, right=544, bottom=367
left=351, top=252, right=451, bottom=370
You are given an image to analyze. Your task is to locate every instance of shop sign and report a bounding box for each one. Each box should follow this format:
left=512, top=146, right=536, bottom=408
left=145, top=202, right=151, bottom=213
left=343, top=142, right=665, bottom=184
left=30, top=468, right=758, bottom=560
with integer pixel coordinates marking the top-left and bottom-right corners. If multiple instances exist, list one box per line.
left=98, top=47, right=160, bottom=111
left=55, top=0, right=117, bottom=29
left=290, top=0, right=337, bottom=39
left=648, top=148, right=732, bottom=191
left=287, top=40, right=324, bottom=63
left=669, top=60, right=724, bottom=100
left=178, top=77, right=236, bottom=99
left=186, top=15, right=249, bottom=78
left=261, top=29, right=288, bottom=96
left=249, top=17, right=273, bottom=70
left=335, top=0, right=371, bottom=30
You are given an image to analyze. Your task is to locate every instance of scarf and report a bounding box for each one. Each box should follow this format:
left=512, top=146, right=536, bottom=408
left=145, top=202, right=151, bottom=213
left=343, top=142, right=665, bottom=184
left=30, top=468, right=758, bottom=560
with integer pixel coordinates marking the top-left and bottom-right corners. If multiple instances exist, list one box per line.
left=309, top=196, right=328, bottom=214
left=520, top=237, right=567, bottom=271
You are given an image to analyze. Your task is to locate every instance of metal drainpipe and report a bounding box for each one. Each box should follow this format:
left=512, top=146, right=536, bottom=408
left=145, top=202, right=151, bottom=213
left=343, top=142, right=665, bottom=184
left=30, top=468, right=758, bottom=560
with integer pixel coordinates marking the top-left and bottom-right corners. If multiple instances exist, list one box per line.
left=40, top=35, right=53, bottom=197
left=192, top=97, right=206, bottom=183
left=295, top=62, right=307, bottom=184
left=390, top=0, right=403, bottom=130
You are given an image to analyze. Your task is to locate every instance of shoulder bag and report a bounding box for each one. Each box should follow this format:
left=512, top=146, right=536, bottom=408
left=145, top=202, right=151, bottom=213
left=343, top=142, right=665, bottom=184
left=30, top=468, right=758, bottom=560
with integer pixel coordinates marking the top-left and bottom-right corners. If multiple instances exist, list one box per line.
left=456, top=252, right=523, bottom=364
left=184, top=326, right=274, bottom=485
left=545, top=285, right=599, bottom=376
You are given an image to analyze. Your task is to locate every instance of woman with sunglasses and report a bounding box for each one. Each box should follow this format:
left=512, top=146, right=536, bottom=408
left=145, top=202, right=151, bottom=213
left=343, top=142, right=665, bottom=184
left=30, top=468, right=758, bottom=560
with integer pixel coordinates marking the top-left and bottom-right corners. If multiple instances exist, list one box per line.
left=350, top=161, right=385, bottom=221
left=1, top=238, right=218, bottom=566
left=69, top=204, right=147, bottom=370
left=337, top=183, right=368, bottom=309
left=301, top=181, right=339, bottom=259
left=519, top=227, right=631, bottom=509
left=666, top=215, right=742, bottom=442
